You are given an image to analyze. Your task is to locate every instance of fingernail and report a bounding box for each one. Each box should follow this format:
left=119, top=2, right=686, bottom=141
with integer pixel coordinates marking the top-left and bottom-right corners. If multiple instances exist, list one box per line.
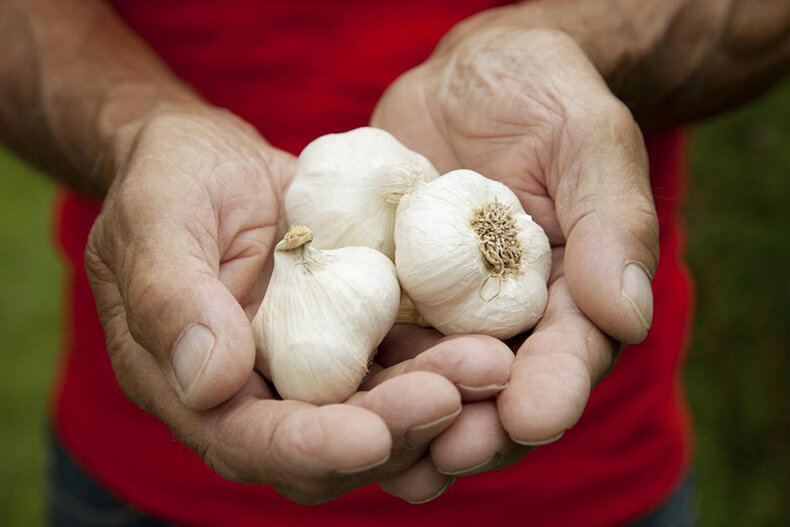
left=332, top=453, right=391, bottom=476
left=405, top=407, right=462, bottom=450
left=455, top=382, right=509, bottom=393
left=171, top=323, right=216, bottom=396
left=510, top=430, right=565, bottom=447
left=621, top=263, right=653, bottom=332
left=438, top=452, right=503, bottom=477
left=406, top=478, right=455, bottom=505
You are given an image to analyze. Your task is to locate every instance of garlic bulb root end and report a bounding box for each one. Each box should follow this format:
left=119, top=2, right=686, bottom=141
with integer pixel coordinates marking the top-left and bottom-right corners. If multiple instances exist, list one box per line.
left=469, top=200, right=523, bottom=277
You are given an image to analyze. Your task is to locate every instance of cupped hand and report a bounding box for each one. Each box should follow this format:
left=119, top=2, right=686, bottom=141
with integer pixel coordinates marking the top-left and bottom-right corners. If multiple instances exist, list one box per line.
left=84, top=107, right=513, bottom=504
left=373, top=28, right=659, bottom=470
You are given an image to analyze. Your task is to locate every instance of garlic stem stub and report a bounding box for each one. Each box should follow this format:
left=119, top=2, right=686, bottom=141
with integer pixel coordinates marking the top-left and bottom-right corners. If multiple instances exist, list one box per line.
left=285, top=127, right=439, bottom=260
left=394, top=170, right=551, bottom=339
left=252, top=225, right=400, bottom=405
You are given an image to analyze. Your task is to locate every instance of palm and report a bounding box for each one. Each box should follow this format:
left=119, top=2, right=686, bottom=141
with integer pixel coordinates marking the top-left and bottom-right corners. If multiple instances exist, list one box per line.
left=373, top=30, right=617, bottom=246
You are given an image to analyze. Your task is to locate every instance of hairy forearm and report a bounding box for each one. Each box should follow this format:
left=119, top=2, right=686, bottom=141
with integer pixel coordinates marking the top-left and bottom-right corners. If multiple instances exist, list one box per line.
left=0, top=0, right=201, bottom=194
left=445, top=0, right=790, bottom=126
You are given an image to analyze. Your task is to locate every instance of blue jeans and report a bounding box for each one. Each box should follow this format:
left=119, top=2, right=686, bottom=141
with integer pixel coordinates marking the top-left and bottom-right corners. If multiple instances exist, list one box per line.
left=47, top=431, right=697, bottom=526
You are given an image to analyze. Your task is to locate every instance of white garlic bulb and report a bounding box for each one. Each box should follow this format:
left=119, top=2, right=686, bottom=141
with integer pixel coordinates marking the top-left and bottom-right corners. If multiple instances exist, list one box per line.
left=395, top=170, right=551, bottom=340
left=252, top=226, right=400, bottom=405
left=285, top=127, right=439, bottom=260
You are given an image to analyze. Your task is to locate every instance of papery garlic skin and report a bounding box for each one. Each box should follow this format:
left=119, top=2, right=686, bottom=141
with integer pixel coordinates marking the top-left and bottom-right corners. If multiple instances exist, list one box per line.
left=395, top=170, right=551, bottom=340
left=252, top=226, right=400, bottom=405
left=285, top=127, right=439, bottom=259
left=396, top=293, right=432, bottom=328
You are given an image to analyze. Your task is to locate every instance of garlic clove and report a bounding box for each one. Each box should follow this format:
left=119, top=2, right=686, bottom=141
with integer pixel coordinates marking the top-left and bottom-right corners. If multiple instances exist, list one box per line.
left=396, top=293, right=433, bottom=328
left=252, top=225, right=401, bottom=405
left=285, top=127, right=439, bottom=260
left=394, top=170, right=551, bottom=340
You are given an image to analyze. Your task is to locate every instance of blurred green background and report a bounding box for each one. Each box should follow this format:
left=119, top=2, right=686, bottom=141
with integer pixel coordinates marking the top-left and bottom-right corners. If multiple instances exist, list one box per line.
left=0, top=83, right=788, bottom=526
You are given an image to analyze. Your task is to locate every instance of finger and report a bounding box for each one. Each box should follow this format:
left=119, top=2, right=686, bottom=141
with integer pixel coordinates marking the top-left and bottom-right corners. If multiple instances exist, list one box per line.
left=207, top=400, right=392, bottom=487
left=93, top=295, right=393, bottom=504
left=347, top=371, right=462, bottom=452
left=431, top=401, right=527, bottom=476
left=342, top=372, right=461, bottom=503
left=498, top=271, right=615, bottom=444
left=91, top=178, right=267, bottom=410
left=364, top=335, right=512, bottom=401
left=378, top=456, right=454, bottom=504
left=552, top=97, right=659, bottom=344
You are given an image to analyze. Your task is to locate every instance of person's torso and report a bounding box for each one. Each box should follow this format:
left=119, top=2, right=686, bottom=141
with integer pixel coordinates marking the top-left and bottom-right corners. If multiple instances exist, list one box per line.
left=53, top=2, right=693, bottom=525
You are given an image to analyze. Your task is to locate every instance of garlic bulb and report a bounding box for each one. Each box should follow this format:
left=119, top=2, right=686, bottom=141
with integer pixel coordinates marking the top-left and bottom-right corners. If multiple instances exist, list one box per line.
left=394, top=170, right=551, bottom=340
left=285, top=127, right=439, bottom=260
left=252, top=226, right=400, bottom=405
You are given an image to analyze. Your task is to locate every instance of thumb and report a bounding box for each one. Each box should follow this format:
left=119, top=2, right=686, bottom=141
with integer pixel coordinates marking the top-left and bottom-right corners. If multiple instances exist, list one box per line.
left=92, top=211, right=257, bottom=410
left=555, top=100, right=659, bottom=343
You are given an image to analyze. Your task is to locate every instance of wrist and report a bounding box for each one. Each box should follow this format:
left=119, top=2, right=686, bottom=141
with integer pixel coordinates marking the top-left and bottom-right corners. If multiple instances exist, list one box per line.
left=96, top=84, right=205, bottom=193
left=434, top=4, right=619, bottom=81
left=100, top=97, right=291, bottom=210
left=440, top=1, right=790, bottom=126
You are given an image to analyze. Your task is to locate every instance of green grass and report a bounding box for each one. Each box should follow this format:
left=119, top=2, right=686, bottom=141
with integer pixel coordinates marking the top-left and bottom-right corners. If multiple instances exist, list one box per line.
left=0, top=83, right=788, bottom=526
left=685, top=83, right=790, bottom=527
left=0, top=150, right=61, bottom=527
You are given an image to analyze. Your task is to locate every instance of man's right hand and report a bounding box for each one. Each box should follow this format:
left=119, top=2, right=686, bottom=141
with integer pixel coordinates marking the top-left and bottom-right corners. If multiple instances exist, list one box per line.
left=84, top=105, right=513, bottom=504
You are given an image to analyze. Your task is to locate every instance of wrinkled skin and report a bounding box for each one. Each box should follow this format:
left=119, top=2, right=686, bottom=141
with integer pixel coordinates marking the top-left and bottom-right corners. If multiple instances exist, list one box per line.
left=85, top=27, right=658, bottom=504
left=85, top=108, right=515, bottom=503
left=372, top=28, right=659, bottom=477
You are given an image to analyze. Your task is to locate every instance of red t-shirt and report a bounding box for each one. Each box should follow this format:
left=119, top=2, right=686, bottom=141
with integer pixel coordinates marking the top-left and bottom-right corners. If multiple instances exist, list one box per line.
left=52, top=1, right=694, bottom=526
